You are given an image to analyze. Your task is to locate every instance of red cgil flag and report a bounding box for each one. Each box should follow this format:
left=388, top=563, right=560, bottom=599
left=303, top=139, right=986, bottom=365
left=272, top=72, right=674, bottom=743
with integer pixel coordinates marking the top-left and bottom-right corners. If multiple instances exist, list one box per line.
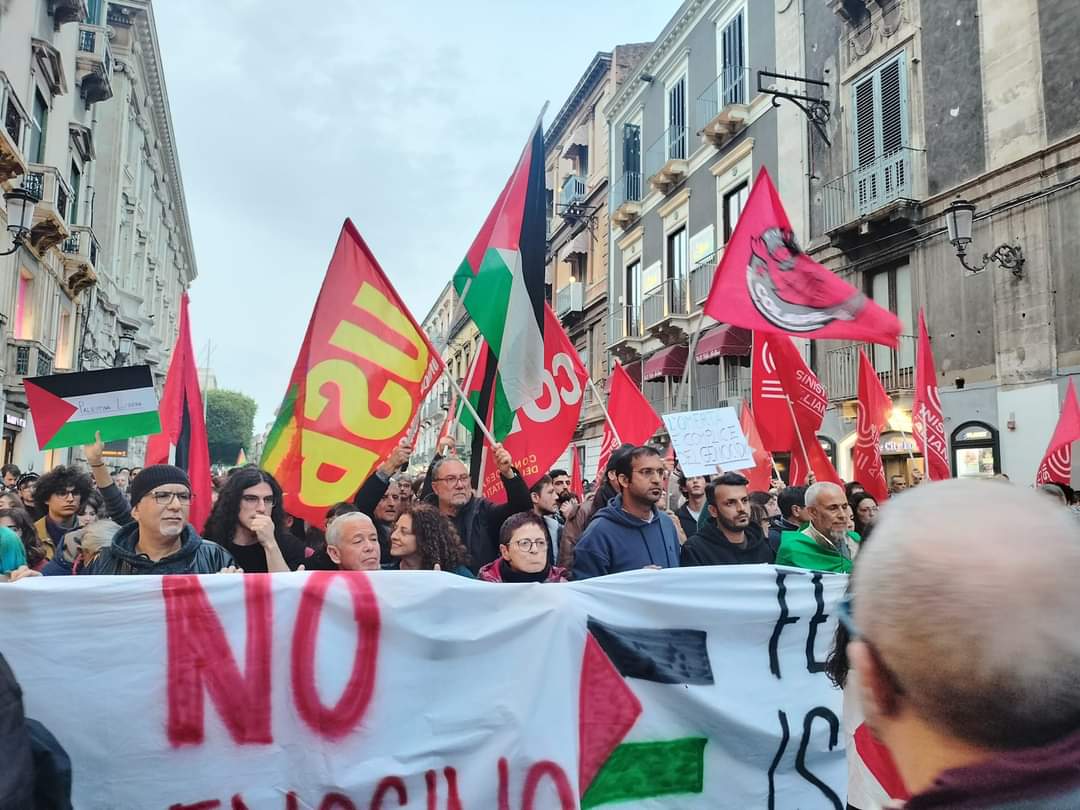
left=704, top=168, right=902, bottom=347
left=740, top=404, right=774, bottom=492
left=145, top=293, right=213, bottom=532
left=912, top=310, right=950, bottom=481
left=570, top=446, right=584, bottom=499
left=1035, top=380, right=1080, bottom=486
left=594, top=361, right=662, bottom=481
left=854, top=349, right=893, bottom=502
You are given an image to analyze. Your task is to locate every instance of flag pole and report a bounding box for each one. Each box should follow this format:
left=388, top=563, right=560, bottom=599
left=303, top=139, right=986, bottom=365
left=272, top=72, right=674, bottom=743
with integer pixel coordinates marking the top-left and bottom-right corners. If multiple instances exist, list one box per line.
left=443, top=370, right=499, bottom=450
left=784, top=395, right=812, bottom=475
left=675, top=310, right=707, bottom=412
left=440, top=336, right=486, bottom=445
left=588, top=375, right=622, bottom=445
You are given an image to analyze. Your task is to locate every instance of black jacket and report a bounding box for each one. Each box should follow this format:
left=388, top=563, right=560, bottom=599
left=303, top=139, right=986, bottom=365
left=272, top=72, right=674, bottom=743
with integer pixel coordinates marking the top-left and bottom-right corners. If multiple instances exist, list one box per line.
left=681, top=520, right=775, bottom=566
left=431, top=473, right=532, bottom=573
left=353, top=469, right=393, bottom=564
left=767, top=515, right=799, bottom=555
left=85, top=521, right=235, bottom=575
left=675, top=503, right=705, bottom=539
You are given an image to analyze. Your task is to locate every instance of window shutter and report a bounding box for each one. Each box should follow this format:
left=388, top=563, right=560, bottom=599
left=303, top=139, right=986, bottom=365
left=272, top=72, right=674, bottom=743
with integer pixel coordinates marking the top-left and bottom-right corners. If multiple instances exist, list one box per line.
left=721, top=12, right=745, bottom=105
left=879, top=55, right=905, bottom=155
left=852, top=73, right=877, bottom=170
left=667, top=78, right=686, bottom=159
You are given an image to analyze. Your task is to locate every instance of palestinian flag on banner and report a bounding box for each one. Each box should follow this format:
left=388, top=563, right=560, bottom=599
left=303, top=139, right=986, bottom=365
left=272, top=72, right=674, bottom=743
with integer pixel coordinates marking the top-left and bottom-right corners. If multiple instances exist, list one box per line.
left=452, top=117, right=547, bottom=426
left=23, top=366, right=161, bottom=450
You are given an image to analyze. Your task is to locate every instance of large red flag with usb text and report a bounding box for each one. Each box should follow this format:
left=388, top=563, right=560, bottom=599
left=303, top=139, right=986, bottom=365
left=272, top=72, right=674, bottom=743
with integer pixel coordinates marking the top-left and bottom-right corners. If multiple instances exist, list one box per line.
left=854, top=350, right=893, bottom=502
left=1035, top=380, right=1080, bottom=486
left=704, top=168, right=901, bottom=346
left=912, top=310, right=950, bottom=481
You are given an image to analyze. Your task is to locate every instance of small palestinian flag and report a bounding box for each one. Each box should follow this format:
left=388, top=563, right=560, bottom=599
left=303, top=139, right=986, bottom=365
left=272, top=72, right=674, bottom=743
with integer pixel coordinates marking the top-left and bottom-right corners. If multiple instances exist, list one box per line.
left=23, top=365, right=161, bottom=450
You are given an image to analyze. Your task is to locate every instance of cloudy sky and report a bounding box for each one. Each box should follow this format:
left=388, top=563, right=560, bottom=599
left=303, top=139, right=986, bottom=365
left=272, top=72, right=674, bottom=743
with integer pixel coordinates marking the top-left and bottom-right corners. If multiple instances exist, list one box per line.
left=152, top=1, right=674, bottom=429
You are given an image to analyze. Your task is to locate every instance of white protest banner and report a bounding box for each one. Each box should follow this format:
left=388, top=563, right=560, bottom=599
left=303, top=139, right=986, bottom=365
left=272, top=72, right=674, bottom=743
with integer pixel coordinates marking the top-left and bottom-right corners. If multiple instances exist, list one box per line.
left=0, top=567, right=848, bottom=809
left=662, top=407, right=755, bottom=477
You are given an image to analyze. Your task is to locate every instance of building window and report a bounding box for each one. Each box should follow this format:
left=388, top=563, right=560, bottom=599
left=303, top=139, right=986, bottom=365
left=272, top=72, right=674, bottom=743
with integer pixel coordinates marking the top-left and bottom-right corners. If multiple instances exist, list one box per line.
left=29, top=90, right=48, bottom=164
left=14, top=272, right=32, bottom=340
left=667, top=77, right=687, bottom=160
left=720, top=9, right=746, bottom=105
left=624, top=259, right=641, bottom=336
left=666, top=227, right=687, bottom=282
left=851, top=52, right=910, bottom=212
left=951, top=422, right=1000, bottom=479
left=867, top=262, right=914, bottom=371
left=69, top=162, right=81, bottom=226
left=622, top=122, right=641, bottom=201
left=722, top=181, right=749, bottom=242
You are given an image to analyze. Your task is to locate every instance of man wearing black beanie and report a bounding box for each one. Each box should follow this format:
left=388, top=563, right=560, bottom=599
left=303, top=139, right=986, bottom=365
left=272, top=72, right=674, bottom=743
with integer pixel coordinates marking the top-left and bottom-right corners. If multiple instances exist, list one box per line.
left=85, top=465, right=235, bottom=575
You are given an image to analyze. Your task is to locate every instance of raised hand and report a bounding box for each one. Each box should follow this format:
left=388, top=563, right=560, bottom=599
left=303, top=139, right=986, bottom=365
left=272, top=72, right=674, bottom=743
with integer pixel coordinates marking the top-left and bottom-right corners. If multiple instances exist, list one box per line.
left=493, top=443, right=514, bottom=477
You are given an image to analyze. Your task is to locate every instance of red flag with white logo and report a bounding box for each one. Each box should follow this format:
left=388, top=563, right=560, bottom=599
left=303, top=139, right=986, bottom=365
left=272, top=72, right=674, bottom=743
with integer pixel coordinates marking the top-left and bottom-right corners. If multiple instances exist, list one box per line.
left=705, top=168, right=902, bottom=346
left=854, top=350, right=893, bottom=501
left=740, top=404, right=774, bottom=491
left=1035, top=380, right=1080, bottom=486
left=594, top=361, right=662, bottom=481
left=912, top=310, right=950, bottom=481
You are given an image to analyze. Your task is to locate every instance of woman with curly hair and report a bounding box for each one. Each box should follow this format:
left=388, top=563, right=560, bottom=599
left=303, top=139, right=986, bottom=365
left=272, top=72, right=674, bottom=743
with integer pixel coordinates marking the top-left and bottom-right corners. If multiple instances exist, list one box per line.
left=389, top=503, right=472, bottom=577
left=202, top=467, right=307, bottom=573
left=0, top=507, right=46, bottom=571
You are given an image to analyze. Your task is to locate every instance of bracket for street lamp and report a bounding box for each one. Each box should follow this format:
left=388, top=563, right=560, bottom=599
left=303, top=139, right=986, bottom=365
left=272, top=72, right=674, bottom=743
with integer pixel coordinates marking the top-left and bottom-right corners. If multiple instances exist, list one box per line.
left=943, top=198, right=1025, bottom=279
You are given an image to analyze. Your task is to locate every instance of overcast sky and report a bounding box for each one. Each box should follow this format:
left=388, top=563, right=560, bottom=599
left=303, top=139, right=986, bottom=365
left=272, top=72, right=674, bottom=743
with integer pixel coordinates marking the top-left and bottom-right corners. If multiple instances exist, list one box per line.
left=152, top=1, right=674, bottom=429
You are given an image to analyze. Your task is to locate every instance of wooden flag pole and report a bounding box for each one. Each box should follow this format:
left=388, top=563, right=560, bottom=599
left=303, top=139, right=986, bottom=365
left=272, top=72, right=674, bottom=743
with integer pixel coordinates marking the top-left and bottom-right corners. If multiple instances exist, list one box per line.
left=587, top=375, right=623, bottom=445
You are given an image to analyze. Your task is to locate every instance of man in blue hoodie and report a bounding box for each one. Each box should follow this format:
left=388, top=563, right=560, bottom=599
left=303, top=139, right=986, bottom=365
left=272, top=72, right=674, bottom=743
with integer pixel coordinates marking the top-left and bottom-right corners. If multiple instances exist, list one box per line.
left=571, top=446, right=681, bottom=579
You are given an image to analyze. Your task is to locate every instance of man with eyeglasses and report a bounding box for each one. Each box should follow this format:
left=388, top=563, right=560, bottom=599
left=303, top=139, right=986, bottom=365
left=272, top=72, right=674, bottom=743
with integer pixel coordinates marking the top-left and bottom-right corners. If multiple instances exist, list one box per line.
left=86, top=465, right=235, bottom=575
left=427, top=439, right=530, bottom=573
left=478, top=511, right=567, bottom=583
left=571, top=446, right=681, bottom=580
left=776, top=481, right=858, bottom=573
left=846, top=479, right=1080, bottom=808
left=31, top=465, right=93, bottom=561
left=350, top=439, right=413, bottom=564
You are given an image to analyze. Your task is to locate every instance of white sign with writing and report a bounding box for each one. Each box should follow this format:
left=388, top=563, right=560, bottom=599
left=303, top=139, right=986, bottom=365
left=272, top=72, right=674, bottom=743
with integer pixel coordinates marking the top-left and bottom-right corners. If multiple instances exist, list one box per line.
left=663, top=407, right=755, bottom=476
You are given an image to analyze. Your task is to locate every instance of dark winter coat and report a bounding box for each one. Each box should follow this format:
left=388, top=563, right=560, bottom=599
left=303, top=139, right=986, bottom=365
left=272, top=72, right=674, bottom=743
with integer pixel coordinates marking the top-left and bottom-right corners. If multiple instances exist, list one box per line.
left=85, top=521, right=234, bottom=575
left=680, top=520, right=774, bottom=566
left=571, top=495, right=681, bottom=580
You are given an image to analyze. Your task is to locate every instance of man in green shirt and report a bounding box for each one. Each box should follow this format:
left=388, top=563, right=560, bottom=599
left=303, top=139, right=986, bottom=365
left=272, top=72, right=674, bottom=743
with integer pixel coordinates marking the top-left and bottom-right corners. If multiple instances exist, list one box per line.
left=776, top=481, right=857, bottom=573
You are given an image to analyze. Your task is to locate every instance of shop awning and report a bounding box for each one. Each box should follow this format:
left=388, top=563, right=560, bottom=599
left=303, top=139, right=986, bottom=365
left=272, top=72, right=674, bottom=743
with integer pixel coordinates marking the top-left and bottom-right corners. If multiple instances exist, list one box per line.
left=558, top=230, right=590, bottom=262
left=643, top=344, right=688, bottom=382
left=694, top=325, right=752, bottom=363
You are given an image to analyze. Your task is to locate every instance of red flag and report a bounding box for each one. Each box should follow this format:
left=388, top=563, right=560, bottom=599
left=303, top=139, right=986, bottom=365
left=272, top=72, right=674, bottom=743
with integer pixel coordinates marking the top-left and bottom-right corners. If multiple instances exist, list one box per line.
left=594, top=361, right=663, bottom=481
left=912, top=311, right=949, bottom=481
left=752, top=333, right=828, bottom=449
left=740, top=405, right=774, bottom=491
left=705, top=168, right=901, bottom=346
left=260, top=221, right=444, bottom=528
left=788, top=422, right=843, bottom=487
left=854, top=350, right=893, bottom=501
left=1035, top=380, right=1080, bottom=486
left=570, top=447, right=584, bottom=499
left=145, top=294, right=212, bottom=532
left=474, top=304, right=589, bottom=504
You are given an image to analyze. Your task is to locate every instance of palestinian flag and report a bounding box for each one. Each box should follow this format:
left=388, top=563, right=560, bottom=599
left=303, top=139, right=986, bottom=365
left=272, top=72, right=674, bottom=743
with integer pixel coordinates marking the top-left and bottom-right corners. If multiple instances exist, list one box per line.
left=23, top=366, right=161, bottom=450
left=452, top=117, right=547, bottom=423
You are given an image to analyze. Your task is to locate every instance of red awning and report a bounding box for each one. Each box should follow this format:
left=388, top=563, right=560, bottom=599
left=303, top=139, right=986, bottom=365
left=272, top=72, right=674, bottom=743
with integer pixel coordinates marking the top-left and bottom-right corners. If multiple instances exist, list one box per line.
left=695, top=325, right=752, bottom=363
left=643, top=344, right=688, bottom=381
left=621, top=359, right=643, bottom=387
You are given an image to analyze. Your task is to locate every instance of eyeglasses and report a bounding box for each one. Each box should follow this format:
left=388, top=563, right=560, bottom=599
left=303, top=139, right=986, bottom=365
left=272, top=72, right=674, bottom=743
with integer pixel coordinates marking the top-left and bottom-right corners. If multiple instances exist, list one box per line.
left=150, top=490, right=193, bottom=505
left=633, top=467, right=666, bottom=479
left=836, top=594, right=906, bottom=697
left=57, top=488, right=81, bottom=500
left=512, top=538, right=548, bottom=552
left=436, top=474, right=471, bottom=486
left=241, top=494, right=276, bottom=507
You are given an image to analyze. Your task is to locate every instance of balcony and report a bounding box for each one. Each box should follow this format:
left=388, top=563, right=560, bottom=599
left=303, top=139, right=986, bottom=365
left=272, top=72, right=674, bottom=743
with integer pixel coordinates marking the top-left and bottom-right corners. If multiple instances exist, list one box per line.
left=608, top=303, right=645, bottom=362
left=696, top=67, right=750, bottom=149
left=48, top=0, right=88, bottom=28
left=822, top=146, right=922, bottom=237
left=696, top=372, right=753, bottom=409
left=6, top=339, right=53, bottom=389
left=688, top=253, right=717, bottom=306
left=0, top=73, right=29, bottom=186
left=642, top=277, right=693, bottom=342
left=822, top=335, right=917, bottom=402
left=610, top=170, right=643, bottom=229
left=560, top=174, right=586, bottom=207
left=555, top=281, right=583, bottom=319
left=76, top=24, right=114, bottom=106
left=61, top=225, right=100, bottom=296
left=22, top=165, right=72, bottom=254
left=644, top=125, right=688, bottom=194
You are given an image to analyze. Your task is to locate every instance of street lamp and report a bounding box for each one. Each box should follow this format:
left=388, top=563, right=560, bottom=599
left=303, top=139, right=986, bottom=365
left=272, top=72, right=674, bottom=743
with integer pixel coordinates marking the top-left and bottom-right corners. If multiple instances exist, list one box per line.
left=1, top=188, right=38, bottom=256
left=115, top=327, right=137, bottom=366
left=943, top=198, right=1025, bottom=278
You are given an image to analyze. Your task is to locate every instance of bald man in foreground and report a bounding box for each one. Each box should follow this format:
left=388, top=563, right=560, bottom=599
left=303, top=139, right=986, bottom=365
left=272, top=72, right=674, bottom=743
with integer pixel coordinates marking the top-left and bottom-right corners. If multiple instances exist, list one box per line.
left=848, top=480, right=1080, bottom=808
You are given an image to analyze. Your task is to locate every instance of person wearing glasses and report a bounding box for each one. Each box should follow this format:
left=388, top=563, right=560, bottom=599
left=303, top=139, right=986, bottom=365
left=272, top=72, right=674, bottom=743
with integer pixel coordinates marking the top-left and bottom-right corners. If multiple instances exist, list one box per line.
left=203, top=467, right=307, bottom=573
left=30, top=465, right=93, bottom=561
left=85, top=465, right=235, bottom=575
left=388, top=503, right=472, bottom=576
left=571, top=446, right=681, bottom=580
left=350, top=439, right=413, bottom=564
left=478, top=512, right=567, bottom=583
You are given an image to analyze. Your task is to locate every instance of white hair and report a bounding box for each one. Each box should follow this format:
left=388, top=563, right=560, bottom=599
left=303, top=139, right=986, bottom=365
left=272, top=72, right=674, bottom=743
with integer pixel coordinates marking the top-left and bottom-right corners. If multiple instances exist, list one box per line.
left=804, top=481, right=842, bottom=509
left=325, top=512, right=375, bottom=547
left=856, top=479, right=1080, bottom=749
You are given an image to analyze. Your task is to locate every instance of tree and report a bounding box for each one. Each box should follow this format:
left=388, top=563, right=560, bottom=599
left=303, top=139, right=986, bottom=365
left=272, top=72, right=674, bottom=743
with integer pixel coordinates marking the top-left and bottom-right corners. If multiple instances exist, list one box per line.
left=206, top=389, right=257, bottom=466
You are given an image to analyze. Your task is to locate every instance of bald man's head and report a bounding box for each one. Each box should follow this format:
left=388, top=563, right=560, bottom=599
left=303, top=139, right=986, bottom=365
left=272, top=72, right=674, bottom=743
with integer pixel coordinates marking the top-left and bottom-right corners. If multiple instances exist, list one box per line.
left=326, top=512, right=381, bottom=572
left=854, top=479, right=1080, bottom=751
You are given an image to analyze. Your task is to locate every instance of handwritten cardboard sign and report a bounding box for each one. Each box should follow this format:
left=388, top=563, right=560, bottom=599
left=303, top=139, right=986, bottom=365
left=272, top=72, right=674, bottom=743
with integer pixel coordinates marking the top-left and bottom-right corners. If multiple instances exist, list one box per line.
left=663, top=407, right=755, bottom=476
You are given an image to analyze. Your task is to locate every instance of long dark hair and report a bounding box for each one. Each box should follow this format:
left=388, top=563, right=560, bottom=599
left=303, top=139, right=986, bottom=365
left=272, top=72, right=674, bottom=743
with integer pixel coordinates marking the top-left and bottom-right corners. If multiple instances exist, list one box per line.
left=850, top=493, right=878, bottom=539
left=396, top=504, right=469, bottom=571
left=203, top=467, right=289, bottom=549
left=0, top=507, right=44, bottom=568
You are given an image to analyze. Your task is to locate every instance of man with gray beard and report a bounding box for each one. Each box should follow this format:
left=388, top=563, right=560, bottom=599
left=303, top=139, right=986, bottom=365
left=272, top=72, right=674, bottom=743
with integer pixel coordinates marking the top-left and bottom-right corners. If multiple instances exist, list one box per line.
left=776, top=481, right=857, bottom=573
